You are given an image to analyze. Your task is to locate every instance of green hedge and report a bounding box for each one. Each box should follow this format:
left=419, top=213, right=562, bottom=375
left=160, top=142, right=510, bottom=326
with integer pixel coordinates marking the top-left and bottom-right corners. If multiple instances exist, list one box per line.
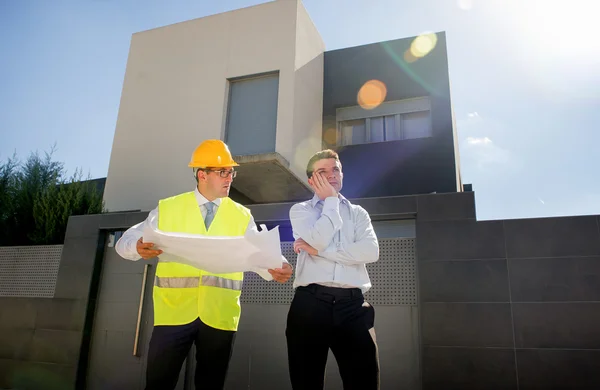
left=0, top=147, right=104, bottom=246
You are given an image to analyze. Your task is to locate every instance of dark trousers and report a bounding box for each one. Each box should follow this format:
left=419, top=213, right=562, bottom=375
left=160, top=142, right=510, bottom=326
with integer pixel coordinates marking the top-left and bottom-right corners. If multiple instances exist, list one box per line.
left=286, top=284, right=380, bottom=390
left=145, top=317, right=236, bottom=390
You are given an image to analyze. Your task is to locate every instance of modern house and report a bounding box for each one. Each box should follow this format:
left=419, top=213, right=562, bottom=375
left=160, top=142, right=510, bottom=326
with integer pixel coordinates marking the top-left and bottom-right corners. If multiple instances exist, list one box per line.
left=1, top=1, right=599, bottom=390
left=102, top=0, right=461, bottom=212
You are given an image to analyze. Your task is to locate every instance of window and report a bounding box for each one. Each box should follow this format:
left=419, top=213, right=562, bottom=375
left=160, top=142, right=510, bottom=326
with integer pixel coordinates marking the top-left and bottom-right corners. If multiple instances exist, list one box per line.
left=336, top=97, right=432, bottom=146
left=403, top=111, right=431, bottom=139
left=225, top=72, right=279, bottom=156
left=341, top=119, right=366, bottom=145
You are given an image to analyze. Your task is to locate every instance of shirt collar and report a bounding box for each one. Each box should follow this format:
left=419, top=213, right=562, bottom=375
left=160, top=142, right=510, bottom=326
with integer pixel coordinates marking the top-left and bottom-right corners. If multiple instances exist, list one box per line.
left=194, top=187, right=222, bottom=207
left=310, top=193, right=349, bottom=208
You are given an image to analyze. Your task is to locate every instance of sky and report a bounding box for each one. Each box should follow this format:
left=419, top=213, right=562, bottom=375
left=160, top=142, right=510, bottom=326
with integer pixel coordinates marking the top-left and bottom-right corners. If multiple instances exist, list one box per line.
left=1, top=0, right=599, bottom=221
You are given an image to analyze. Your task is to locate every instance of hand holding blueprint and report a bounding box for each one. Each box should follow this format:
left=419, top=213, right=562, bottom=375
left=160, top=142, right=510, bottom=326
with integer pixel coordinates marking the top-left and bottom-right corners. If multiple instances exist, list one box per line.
left=141, top=213, right=285, bottom=274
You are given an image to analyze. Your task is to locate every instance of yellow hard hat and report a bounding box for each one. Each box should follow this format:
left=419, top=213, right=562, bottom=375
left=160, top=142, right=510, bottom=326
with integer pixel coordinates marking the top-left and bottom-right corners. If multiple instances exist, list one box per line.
left=188, top=139, right=239, bottom=168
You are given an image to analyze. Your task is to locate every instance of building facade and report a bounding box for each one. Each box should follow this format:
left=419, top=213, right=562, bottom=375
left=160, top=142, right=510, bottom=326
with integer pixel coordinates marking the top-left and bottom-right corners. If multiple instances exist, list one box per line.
left=1, top=2, right=599, bottom=390
left=102, top=0, right=462, bottom=213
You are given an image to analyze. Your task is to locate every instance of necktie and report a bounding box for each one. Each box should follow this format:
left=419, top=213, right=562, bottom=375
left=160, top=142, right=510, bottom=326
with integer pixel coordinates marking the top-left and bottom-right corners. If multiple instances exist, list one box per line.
left=204, top=202, right=215, bottom=229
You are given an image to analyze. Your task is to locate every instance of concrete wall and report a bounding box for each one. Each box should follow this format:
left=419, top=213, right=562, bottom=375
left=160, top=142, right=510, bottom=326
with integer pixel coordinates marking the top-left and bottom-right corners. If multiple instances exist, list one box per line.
left=418, top=203, right=600, bottom=389
left=0, top=212, right=146, bottom=390
left=290, top=1, right=325, bottom=181
left=0, top=193, right=423, bottom=389
left=226, top=305, right=419, bottom=390
left=86, top=239, right=158, bottom=390
left=322, top=32, right=460, bottom=198
left=3, top=192, right=599, bottom=389
left=103, top=0, right=324, bottom=213
left=0, top=297, right=85, bottom=390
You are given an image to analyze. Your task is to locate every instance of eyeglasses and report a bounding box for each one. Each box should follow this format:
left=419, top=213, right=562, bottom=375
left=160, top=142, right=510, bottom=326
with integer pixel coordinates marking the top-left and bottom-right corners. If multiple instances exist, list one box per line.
left=206, top=169, right=237, bottom=178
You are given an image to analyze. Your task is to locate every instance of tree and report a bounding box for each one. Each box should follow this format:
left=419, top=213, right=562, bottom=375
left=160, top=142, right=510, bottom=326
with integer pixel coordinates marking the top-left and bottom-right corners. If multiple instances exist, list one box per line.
left=0, top=152, right=19, bottom=243
left=0, top=147, right=105, bottom=246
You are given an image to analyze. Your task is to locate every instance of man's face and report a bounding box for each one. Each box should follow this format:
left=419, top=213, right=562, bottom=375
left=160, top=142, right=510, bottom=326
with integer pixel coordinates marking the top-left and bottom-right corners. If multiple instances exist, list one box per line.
left=311, top=158, right=343, bottom=192
left=197, top=167, right=236, bottom=200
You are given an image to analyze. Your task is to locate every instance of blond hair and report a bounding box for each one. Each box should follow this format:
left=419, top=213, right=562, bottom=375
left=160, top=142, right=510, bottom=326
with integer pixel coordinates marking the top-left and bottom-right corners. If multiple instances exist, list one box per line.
left=306, top=149, right=340, bottom=178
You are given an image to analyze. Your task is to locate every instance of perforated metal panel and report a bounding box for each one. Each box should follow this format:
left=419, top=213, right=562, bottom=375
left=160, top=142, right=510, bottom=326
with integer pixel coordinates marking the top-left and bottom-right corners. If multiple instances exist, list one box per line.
left=240, top=238, right=417, bottom=305
left=365, top=238, right=417, bottom=305
left=0, top=245, right=62, bottom=298
left=241, top=242, right=297, bottom=304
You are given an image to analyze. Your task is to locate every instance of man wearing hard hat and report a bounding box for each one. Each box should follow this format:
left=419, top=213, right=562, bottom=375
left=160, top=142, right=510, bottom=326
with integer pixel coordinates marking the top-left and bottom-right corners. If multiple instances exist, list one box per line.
left=116, top=139, right=293, bottom=390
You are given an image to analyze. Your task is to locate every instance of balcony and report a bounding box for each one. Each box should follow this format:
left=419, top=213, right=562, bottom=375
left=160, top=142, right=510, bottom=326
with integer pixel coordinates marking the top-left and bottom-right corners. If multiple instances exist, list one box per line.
left=232, top=153, right=313, bottom=204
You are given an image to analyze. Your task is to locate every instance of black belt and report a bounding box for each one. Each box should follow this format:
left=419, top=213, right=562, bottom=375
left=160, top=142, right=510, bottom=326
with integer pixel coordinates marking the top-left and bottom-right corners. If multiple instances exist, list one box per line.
left=297, top=283, right=363, bottom=300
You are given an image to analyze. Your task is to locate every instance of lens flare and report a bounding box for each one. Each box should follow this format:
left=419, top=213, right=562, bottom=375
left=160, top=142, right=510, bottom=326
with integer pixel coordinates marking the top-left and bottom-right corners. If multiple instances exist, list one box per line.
left=381, top=42, right=439, bottom=96
left=294, top=137, right=321, bottom=173
left=410, top=32, right=438, bottom=59
left=323, top=127, right=338, bottom=146
left=403, top=49, right=419, bottom=63
left=357, top=79, right=387, bottom=110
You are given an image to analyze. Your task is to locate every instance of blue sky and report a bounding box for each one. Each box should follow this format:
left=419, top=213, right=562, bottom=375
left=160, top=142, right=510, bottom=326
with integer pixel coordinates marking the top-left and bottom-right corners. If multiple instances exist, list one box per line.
left=1, top=0, right=599, bottom=220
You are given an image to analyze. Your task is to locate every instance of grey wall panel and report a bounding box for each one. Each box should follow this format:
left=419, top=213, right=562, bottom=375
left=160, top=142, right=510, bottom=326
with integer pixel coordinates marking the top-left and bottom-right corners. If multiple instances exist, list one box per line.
left=504, top=216, right=600, bottom=258
left=423, top=347, right=517, bottom=390
left=417, top=219, right=505, bottom=261
left=97, top=273, right=144, bottom=303
left=35, top=299, right=87, bottom=332
left=28, top=329, right=81, bottom=365
left=325, top=306, right=421, bottom=390
left=86, top=243, right=154, bottom=390
left=419, top=259, right=510, bottom=303
left=516, top=349, right=600, bottom=390
left=416, top=191, right=476, bottom=221
left=513, top=303, right=600, bottom=349
left=224, top=305, right=289, bottom=389
left=0, top=328, right=33, bottom=360
left=372, top=219, right=416, bottom=238
left=417, top=211, right=600, bottom=389
left=5, top=361, right=77, bottom=390
left=509, top=256, right=600, bottom=302
left=0, top=298, right=84, bottom=389
left=225, top=305, right=420, bottom=390
left=246, top=306, right=290, bottom=390
left=421, top=303, right=513, bottom=348
left=225, top=73, right=279, bottom=156
left=0, top=297, right=37, bottom=329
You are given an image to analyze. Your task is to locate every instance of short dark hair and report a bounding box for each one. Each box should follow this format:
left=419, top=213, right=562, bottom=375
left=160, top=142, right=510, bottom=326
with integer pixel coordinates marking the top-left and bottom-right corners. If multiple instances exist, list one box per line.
left=306, top=149, right=340, bottom=178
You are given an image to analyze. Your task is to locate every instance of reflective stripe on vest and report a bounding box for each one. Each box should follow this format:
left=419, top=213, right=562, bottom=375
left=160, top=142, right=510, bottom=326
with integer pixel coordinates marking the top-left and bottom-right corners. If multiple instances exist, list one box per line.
left=155, top=275, right=243, bottom=291
left=201, top=275, right=243, bottom=291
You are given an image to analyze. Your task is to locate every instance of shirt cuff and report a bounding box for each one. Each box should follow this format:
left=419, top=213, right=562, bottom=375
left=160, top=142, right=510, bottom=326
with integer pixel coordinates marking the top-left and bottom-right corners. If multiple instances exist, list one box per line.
left=323, top=196, right=340, bottom=210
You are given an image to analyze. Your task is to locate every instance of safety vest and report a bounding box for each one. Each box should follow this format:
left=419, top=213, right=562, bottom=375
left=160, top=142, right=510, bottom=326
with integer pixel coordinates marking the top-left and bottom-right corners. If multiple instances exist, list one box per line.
left=153, top=191, right=251, bottom=331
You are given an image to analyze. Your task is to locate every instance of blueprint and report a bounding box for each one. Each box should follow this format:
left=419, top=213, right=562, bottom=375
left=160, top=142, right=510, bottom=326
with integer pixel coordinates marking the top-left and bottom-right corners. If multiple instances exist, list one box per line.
left=142, top=213, right=285, bottom=274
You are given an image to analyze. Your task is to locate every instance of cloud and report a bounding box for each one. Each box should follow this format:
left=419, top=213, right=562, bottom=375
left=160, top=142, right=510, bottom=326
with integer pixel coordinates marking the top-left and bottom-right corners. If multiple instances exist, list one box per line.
left=466, top=136, right=491, bottom=145
left=458, top=114, right=513, bottom=172
left=461, top=136, right=510, bottom=169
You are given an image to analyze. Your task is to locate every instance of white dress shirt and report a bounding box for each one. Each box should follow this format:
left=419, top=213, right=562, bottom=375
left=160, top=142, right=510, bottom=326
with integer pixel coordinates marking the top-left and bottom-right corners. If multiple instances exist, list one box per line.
left=115, top=188, right=275, bottom=280
left=289, top=193, right=379, bottom=293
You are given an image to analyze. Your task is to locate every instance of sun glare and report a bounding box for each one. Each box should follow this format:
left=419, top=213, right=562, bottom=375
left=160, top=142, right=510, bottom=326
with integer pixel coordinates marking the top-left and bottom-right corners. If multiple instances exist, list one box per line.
left=516, top=1, right=598, bottom=59
left=357, top=80, right=387, bottom=109
left=403, top=32, right=438, bottom=63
